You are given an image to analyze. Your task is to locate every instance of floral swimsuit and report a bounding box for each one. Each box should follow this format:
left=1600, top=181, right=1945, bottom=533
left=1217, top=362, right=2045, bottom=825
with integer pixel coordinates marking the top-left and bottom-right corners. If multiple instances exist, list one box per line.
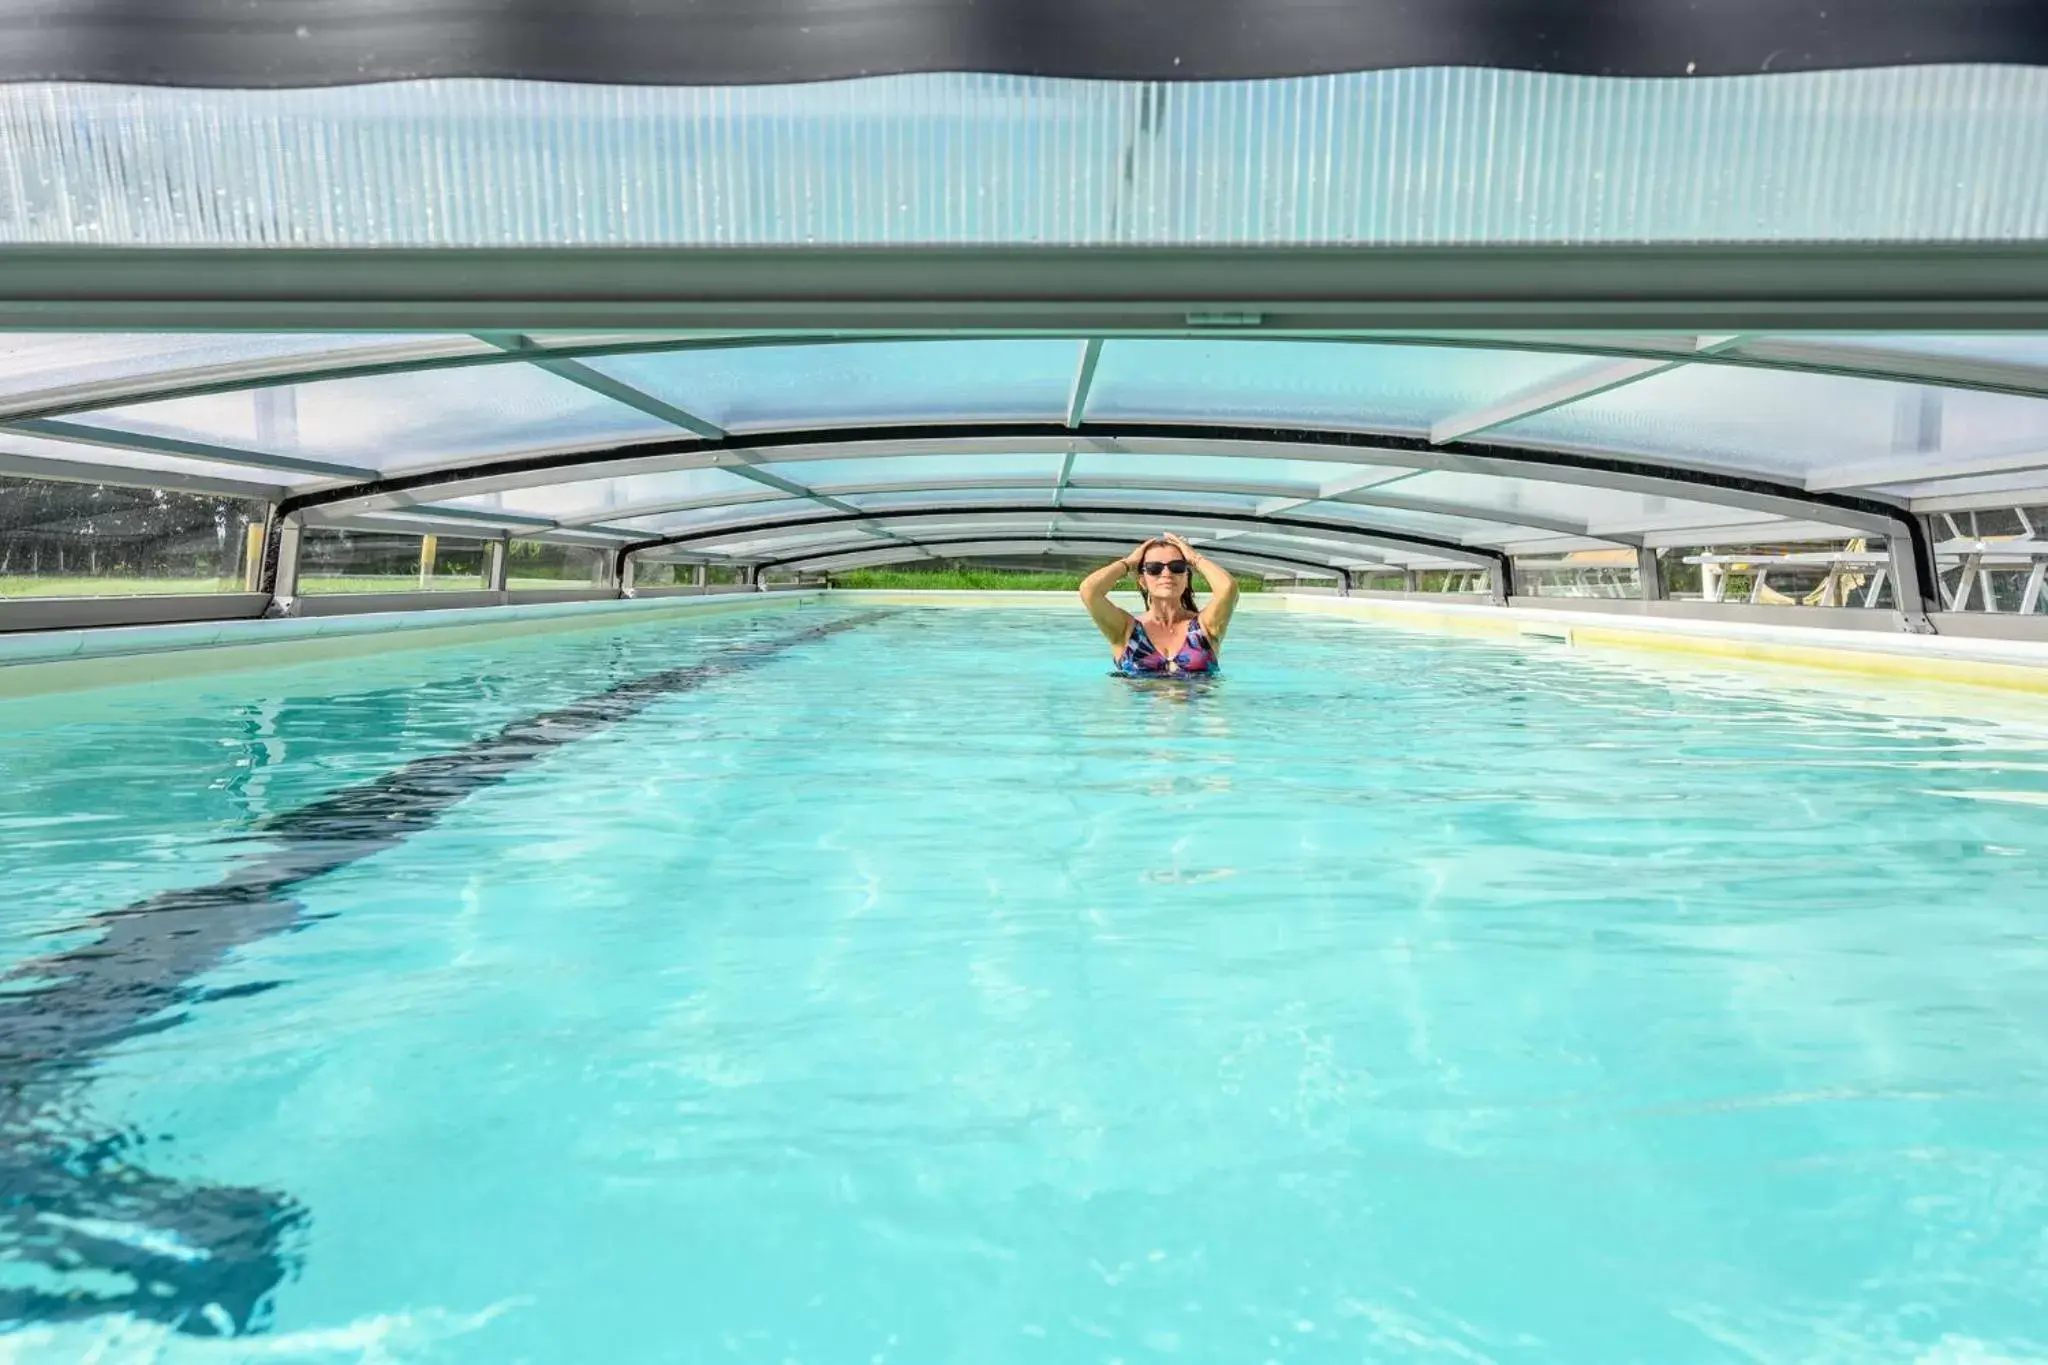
left=1116, top=616, right=1219, bottom=676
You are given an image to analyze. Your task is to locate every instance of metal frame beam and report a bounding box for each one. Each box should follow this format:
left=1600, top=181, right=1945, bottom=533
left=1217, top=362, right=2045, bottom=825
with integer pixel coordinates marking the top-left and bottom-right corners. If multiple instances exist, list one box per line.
left=1805, top=446, right=2048, bottom=493
left=476, top=332, right=725, bottom=439
left=0, top=335, right=494, bottom=423
left=612, top=502, right=1503, bottom=578
left=1066, top=339, right=1104, bottom=428
left=4, top=416, right=374, bottom=481
left=1321, top=487, right=1635, bottom=544
left=702, top=516, right=1401, bottom=570
left=0, top=448, right=283, bottom=501
left=1428, top=335, right=1747, bottom=444
left=13, top=244, right=2048, bottom=332
left=555, top=473, right=1321, bottom=529
left=760, top=535, right=1348, bottom=581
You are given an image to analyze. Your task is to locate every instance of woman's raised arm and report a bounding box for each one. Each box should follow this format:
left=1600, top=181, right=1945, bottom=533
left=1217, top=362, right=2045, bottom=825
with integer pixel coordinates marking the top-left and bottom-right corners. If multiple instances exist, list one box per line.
left=1079, top=545, right=1142, bottom=645
left=1163, top=533, right=1240, bottom=644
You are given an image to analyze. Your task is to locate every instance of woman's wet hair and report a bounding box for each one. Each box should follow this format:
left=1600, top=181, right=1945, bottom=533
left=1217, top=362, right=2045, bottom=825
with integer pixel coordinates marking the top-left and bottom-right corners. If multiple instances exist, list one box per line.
left=1135, top=539, right=1199, bottom=613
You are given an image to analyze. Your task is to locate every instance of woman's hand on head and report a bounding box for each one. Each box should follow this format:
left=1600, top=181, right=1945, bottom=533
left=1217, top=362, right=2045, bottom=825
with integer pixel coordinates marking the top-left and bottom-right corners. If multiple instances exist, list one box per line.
left=1160, top=532, right=1196, bottom=559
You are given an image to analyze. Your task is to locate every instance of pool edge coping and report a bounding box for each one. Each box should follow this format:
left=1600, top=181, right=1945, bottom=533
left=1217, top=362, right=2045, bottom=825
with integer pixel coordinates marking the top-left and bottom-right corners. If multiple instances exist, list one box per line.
left=0, top=591, right=823, bottom=699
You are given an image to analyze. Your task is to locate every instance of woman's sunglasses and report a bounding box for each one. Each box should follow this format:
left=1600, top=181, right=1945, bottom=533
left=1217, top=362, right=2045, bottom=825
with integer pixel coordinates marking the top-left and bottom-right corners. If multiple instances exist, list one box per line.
left=1139, top=559, right=1191, bottom=576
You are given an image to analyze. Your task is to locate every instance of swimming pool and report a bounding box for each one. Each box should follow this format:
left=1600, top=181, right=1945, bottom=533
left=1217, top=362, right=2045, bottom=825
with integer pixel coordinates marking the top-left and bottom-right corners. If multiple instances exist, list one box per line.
left=4, top=601, right=2047, bottom=1362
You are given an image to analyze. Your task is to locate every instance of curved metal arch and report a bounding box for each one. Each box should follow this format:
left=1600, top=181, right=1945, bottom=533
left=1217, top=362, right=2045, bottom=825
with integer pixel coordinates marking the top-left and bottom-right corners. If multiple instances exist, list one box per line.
left=265, top=419, right=1934, bottom=609
left=756, top=535, right=1351, bottom=583
left=554, top=471, right=1602, bottom=545
left=288, top=421, right=1905, bottom=536
left=702, top=518, right=1398, bottom=574
left=613, top=502, right=1507, bottom=581
left=556, top=473, right=1316, bottom=528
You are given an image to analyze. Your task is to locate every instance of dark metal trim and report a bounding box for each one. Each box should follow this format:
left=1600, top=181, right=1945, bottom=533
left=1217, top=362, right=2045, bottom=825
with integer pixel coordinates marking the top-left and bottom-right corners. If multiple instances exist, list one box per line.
left=611, top=502, right=1506, bottom=578
left=4, top=0, right=2042, bottom=87
left=6, top=415, right=374, bottom=481
left=11, top=244, right=2048, bottom=333
left=0, top=592, right=269, bottom=635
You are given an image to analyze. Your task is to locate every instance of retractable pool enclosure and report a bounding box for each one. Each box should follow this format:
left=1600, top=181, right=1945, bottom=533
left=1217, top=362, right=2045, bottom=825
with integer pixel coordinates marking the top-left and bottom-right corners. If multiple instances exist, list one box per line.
left=3, top=2, right=2048, bottom=642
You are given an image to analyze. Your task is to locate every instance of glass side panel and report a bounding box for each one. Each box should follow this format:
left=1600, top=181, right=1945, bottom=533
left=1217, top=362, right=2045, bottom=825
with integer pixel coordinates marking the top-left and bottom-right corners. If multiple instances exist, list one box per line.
left=1497, top=364, right=2048, bottom=480
left=296, top=529, right=494, bottom=594
left=0, top=475, right=267, bottom=597
left=0, top=334, right=486, bottom=406
left=504, top=542, right=611, bottom=591
left=76, top=365, right=680, bottom=473
left=589, top=342, right=1077, bottom=431
left=1086, top=342, right=1591, bottom=433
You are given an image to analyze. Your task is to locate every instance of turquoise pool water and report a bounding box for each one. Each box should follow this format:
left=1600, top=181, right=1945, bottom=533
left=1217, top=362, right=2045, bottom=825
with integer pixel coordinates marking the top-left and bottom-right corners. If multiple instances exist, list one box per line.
left=3, top=602, right=2048, bottom=1362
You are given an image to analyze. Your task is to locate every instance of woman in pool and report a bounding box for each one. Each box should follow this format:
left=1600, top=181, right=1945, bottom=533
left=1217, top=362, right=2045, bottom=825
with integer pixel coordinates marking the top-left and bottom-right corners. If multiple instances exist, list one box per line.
left=1079, top=532, right=1240, bottom=676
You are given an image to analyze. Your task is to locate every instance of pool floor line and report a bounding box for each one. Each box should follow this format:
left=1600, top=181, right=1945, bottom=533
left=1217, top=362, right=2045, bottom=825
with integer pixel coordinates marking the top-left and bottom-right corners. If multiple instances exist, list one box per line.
left=0, top=608, right=891, bottom=1339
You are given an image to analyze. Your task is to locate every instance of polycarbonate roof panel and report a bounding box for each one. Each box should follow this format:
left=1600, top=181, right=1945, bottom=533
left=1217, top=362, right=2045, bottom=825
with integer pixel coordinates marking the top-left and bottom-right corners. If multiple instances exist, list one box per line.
left=78, top=365, right=683, bottom=477
left=588, top=342, right=1078, bottom=432
left=1065, top=450, right=1389, bottom=494
left=754, top=452, right=1066, bottom=489
left=1293, top=500, right=1527, bottom=542
left=441, top=466, right=769, bottom=524
left=9, top=67, right=2048, bottom=245
left=1061, top=487, right=1273, bottom=514
left=1496, top=363, right=2048, bottom=482
left=1883, top=471, right=2048, bottom=508
left=1085, top=341, right=1592, bottom=433
left=1784, top=335, right=2048, bottom=370
left=837, top=489, right=1059, bottom=514
left=0, top=334, right=489, bottom=410
left=0, top=425, right=290, bottom=491
left=1386, top=471, right=1743, bottom=535
left=612, top=499, right=820, bottom=538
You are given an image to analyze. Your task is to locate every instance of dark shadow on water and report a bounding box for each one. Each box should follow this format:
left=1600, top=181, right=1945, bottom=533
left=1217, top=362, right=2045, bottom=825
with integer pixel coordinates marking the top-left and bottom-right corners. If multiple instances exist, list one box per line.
left=0, top=610, right=889, bottom=1337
